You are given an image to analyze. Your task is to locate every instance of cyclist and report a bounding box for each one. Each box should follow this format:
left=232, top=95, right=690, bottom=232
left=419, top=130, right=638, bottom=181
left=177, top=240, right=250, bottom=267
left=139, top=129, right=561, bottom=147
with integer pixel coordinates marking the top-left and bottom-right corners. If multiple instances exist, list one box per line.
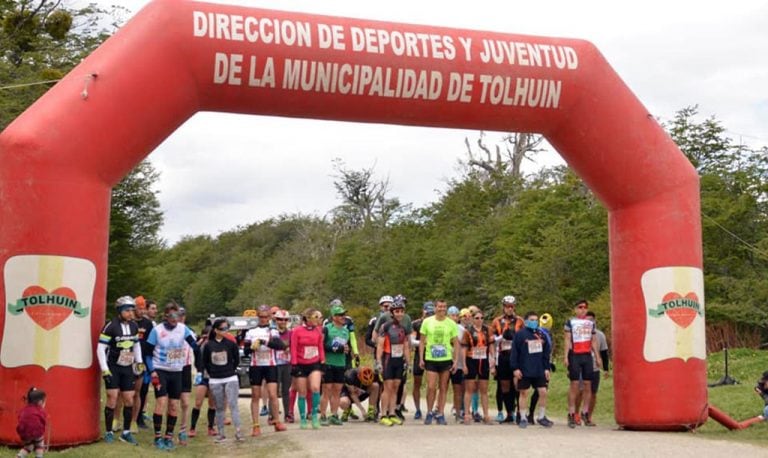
left=365, top=296, right=393, bottom=350
left=190, top=318, right=217, bottom=437
left=177, top=307, right=196, bottom=445
left=274, top=309, right=293, bottom=423
left=202, top=318, right=243, bottom=443
left=291, top=308, right=325, bottom=429
left=97, top=296, right=143, bottom=445
left=410, top=301, right=434, bottom=420
left=511, top=311, right=554, bottom=428
left=376, top=300, right=410, bottom=426
left=374, top=294, right=412, bottom=420
left=461, top=309, right=495, bottom=424
left=145, top=301, right=199, bottom=450
left=448, top=306, right=465, bottom=422
left=243, top=304, right=288, bottom=436
left=320, top=303, right=351, bottom=426
left=564, top=300, right=602, bottom=428
left=491, top=295, right=524, bottom=423
left=340, top=366, right=379, bottom=422
left=419, top=299, right=459, bottom=425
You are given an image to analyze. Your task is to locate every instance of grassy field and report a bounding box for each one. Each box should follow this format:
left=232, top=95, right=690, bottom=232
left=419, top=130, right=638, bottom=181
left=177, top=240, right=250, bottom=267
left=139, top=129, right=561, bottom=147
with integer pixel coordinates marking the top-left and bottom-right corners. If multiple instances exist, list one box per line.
left=2, top=348, right=767, bottom=455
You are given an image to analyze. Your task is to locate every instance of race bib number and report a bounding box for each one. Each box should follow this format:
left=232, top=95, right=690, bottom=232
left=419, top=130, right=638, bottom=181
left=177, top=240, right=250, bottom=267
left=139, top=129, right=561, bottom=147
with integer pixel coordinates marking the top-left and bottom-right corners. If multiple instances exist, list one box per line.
left=256, top=349, right=272, bottom=363
left=391, top=344, right=404, bottom=358
left=332, top=336, right=347, bottom=347
left=527, top=339, right=543, bottom=354
left=471, top=347, right=487, bottom=360
left=276, top=350, right=289, bottom=362
left=303, top=346, right=319, bottom=360
left=211, top=350, right=228, bottom=366
left=167, top=348, right=184, bottom=363
left=116, top=350, right=134, bottom=366
left=430, top=344, right=447, bottom=359
left=500, top=341, right=512, bottom=352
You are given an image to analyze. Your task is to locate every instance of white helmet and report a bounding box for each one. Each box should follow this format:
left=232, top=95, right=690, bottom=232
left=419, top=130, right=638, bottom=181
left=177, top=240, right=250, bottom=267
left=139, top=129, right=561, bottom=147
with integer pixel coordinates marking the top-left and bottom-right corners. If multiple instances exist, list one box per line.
left=502, top=295, right=517, bottom=305
left=379, top=295, right=394, bottom=305
left=115, top=295, right=136, bottom=308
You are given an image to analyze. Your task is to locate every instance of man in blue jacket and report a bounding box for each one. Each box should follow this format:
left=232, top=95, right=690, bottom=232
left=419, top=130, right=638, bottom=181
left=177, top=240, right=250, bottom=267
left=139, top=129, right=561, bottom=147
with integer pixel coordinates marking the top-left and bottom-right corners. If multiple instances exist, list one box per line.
left=511, top=311, right=553, bottom=428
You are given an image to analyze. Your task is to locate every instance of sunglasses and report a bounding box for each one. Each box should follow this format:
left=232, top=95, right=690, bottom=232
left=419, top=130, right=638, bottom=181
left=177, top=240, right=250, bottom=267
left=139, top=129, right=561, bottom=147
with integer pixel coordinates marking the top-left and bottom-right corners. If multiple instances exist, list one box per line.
left=275, top=318, right=288, bottom=322
left=217, top=327, right=229, bottom=331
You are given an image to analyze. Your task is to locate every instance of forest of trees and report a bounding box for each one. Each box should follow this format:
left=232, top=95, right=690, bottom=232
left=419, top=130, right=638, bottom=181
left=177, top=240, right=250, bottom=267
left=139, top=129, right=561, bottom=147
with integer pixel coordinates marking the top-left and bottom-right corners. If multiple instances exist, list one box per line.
left=3, top=2, right=766, bottom=350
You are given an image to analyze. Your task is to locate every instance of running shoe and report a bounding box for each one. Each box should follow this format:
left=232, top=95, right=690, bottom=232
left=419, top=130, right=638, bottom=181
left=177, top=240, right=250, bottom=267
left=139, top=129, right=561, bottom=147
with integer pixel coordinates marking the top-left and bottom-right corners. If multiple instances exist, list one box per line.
left=424, top=412, right=434, bottom=425
left=527, top=414, right=535, bottom=425
left=154, top=437, right=166, bottom=450
left=207, top=427, right=217, bottom=436
left=320, top=415, right=330, bottom=427
left=251, top=425, right=261, bottom=437
left=568, top=413, right=576, bottom=429
left=503, top=416, right=516, bottom=423
left=214, top=435, right=227, bottom=444
left=300, top=418, right=309, bottom=430
left=394, top=407, right=405, bottom=421
left=380, top=416, right=393, bottom=427
left=518, top=417, right=528, bottom=429
left=389, top=415, right=403, bottom=426
left=104, top=431, right=115, bottom=444
left=178, top=431, right=188, bottom=445
left=515, top=412, right=521, bottom=424
left=435, top=414, right=447, bottom=426
left=188, top=428, right=197, bottom=438
left=260, top=406, right=269, bottom=416
left=473, top=412, right=483, bottom=423
left=537, top=416, right=554, bottom=428
left=414, top=410, right=422, bottom=420
left=163, top=437, right=175, bottom=450
left=341, top=409, right=350, bottom=422
left=574, top=412, right=582, bottom=426
left=119, top=431, right=138, bottom=446
left=400, top=405, right=409, bottom=413
left=329, top=415, right=343, bottom=426
left=495, top=412, right=505, bottom=422
left=235, top=431, right=245, bottom=442
left=311, top=414, right=321, bottom=429
left=286, top=413, right=295, bottom=424
left=583, top=412, right=596, bottom=427
left=274, top=422, right=288, bottom=432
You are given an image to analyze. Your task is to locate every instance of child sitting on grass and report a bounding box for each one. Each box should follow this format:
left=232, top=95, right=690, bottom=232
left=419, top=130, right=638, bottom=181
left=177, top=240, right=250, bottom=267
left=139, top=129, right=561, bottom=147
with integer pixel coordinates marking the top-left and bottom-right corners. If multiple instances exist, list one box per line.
left=16, top=387, right=47, bottom=458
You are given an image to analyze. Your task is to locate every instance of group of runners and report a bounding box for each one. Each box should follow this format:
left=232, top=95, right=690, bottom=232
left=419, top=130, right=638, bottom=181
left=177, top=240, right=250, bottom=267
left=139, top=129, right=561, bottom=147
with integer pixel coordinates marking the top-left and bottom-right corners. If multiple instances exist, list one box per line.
left=96, top=293, right=609, bottom=450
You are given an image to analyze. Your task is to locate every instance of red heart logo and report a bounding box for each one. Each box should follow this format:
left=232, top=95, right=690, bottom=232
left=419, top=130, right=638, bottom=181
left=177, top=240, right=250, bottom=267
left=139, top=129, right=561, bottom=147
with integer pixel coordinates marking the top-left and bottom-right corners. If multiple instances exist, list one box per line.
left=21, top=285, right=77, bottom=330
left=661, top=292, right=699, bottom=329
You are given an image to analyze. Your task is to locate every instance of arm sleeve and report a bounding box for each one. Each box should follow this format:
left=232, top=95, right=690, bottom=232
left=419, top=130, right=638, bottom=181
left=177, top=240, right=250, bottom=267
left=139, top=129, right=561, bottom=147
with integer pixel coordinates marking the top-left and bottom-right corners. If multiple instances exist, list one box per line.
left=349, top=331, right=359, bottom=355
left=196, top=343, right=206, bottom=373
left=96, top=342, right=109, bottom=371
left=600, top=349, right=610, bottom=371
left=145, top=343, right=156, bottom=372
left=133, top=341, right=143, bottom=364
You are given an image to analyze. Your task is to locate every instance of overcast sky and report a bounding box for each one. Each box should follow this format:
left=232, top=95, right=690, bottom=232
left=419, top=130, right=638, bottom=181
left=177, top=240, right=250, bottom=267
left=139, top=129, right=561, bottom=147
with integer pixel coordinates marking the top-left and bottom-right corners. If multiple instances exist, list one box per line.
left=80, top=0, right=768, bottom=244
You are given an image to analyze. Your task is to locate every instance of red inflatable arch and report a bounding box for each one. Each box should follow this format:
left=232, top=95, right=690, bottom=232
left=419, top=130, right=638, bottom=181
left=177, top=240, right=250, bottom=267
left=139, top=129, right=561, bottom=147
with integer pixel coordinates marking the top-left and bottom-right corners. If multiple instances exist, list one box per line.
left=0, top=0, right=705, bottom=444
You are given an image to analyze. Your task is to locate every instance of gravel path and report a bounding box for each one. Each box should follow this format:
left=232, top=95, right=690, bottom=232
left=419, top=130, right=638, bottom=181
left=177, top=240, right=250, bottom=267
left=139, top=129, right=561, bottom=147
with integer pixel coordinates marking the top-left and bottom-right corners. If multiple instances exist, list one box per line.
left=219, top=398, right=768, bottom=458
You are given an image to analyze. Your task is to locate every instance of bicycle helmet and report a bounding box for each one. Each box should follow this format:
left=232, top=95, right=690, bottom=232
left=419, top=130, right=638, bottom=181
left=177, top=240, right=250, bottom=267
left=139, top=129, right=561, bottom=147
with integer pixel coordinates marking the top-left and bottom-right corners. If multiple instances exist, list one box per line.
left=329, top=298, right=343, bottom=307
left=502, top=295, right=517, bottom=305
left=357, top=366, right=375, bottom=386
left=379, top=295, right=394, bottom=305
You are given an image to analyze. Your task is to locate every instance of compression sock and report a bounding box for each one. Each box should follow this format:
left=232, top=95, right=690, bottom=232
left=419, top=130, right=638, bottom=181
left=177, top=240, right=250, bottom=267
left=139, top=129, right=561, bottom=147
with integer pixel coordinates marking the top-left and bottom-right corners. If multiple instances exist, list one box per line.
left=312, top=392, right=321, bottom=416
left=123, top=405, right=133, bottom=432
left=153, top=414, right=163, bottom=438
left=165, top=414, right=177, bottom=436
left=472, top=392, right=479, bottom=413
left=191, top=407, right=200, bottom=429
left=298, top=396, right=307, bottom=419
left=503, top=391, right=514, bottom=417
left=289, top=388, right=297, bottom=413
left=207, top=408, right=216, bottom=428
left=104, top=407, right=115, bottom=433
left=496, top=383, right=503, bottom=412
left=396, top=378, right=405, bottom=406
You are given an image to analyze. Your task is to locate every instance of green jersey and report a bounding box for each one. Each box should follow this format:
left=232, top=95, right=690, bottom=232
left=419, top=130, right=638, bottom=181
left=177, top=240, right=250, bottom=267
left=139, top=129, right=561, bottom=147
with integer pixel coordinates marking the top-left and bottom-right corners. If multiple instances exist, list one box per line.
left=420, top=316, right=458, bottom=362
left=323, top=323, right=350, bottom=367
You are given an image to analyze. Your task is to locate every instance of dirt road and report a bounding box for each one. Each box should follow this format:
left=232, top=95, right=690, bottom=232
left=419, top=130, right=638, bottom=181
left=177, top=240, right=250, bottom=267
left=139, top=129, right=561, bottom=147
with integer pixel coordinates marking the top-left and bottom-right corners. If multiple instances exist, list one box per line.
left=216, top=399, right=768, bottom=457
